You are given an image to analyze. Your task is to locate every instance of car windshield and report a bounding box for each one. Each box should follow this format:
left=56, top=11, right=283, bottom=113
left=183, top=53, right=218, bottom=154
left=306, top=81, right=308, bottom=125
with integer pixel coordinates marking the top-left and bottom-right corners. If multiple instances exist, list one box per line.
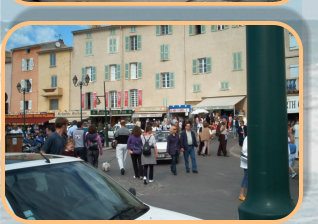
left=5, top=162, right=149, bottom=220
left=126, top=125, right=135, bottom=130
left=153, top=132, right=169, bottom=142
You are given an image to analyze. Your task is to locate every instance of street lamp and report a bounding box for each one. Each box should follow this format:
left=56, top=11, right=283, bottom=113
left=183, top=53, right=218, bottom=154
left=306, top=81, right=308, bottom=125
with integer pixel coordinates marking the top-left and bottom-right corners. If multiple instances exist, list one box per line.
left=95, top=81, right=109, bottom=147
left=17, top=80, right=32, bottom=138
left=72, top=74, right=90, bottom=122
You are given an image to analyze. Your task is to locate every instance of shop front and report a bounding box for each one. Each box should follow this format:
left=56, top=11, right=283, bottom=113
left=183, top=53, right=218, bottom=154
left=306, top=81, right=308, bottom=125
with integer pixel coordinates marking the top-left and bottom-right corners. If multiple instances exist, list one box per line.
left=51, top=111, right=91, bottom=124
left=6, top=113, right=55, bottom=126
left=132, top=107, right=169, bottom=127
left=287, top=95, right=299, bottom=125
left=90, top=109, right=134, bottom=127
left=168, top=105, right=191, bottom=120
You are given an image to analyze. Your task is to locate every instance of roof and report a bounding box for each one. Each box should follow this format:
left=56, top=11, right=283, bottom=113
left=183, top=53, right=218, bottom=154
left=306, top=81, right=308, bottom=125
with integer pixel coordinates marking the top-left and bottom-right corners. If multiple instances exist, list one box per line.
left=11, top=40, right=66, bottom=51
left=5, top=153, right=82, bottom=171
left=193, top=96, right=246, bottom=110
left=72, top=25, right=135, bottom=35
left=37, top=47, right=73, bottom=54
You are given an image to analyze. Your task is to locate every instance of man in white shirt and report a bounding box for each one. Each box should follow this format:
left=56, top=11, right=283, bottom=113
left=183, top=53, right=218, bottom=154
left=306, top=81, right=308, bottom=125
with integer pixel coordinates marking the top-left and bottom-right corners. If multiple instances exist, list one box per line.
left=10, top=126, right=23, bottom=134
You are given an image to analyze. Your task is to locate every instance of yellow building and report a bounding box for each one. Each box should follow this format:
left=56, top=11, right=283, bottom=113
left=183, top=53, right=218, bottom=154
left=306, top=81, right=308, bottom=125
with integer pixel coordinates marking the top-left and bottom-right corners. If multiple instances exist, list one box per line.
left=37, top=44, right=73, bottom=114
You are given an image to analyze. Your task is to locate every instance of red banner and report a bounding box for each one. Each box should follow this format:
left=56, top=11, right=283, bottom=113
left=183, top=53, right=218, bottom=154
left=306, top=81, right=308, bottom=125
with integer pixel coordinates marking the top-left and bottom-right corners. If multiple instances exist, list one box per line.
left=138, top=90, right=142, bottom=106
left=93, top=92, right=97, bottom=108
left=118, top=91, right=121, bottom=107
left=81, top=93, right=85, bottom=109
left=106, top=92, right=108, bottom=107
left=124, top=91, right=129, bottom=107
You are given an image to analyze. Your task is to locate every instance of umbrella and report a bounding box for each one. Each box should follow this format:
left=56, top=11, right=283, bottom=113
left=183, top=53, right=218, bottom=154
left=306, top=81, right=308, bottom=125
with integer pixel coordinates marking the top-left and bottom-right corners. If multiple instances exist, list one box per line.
left=191, top=109, right=209, bottom=115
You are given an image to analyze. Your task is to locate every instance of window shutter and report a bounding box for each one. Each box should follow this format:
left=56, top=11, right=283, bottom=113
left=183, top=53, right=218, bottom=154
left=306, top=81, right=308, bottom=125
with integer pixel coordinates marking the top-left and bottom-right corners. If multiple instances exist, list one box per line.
left=28, top=100, right=32, bottom=110
left=168, top=25, right=173, bottom=34
left=22, top=59, right=26, bottom=71
left=82, top=67, right=85, bottom=81
left=109, top=38, right=113, bottom=53
left=50, top=54, right=53, bottom=66
left=206, top=57, right=212, bottom=73
left=198, top=84, right=201, bottom=92
left=125, top=63, right=129, bottom=80
left=85, top=41, right=89, bottom=55
left=29, top=79, right=32, bottom=92
left=90, top=93, right=94, bottom=109
left=233, top=53, right=237, bottom=70
left=51, top=76, right=54, bottom=87
left=125, top=36, right=129, bottom=51
left=92, top=66, right=96, bottom=82
left=137, top=35, right=142, bottom=50
left=170, top=72, right=175, bottom=88
left=189, top=25, right=193, bottom=36
left=165, top=45, right=170, bottom=60
left=155, top=73, right=160, bottom=89
left=201, top=25, right=206, bottom=34
left=224, top=25, right=230, bottom=30
left=29, top=58, right=34, bottom=70
left=193, top=85, right=196, bottom=92
left=160, top=45, right=164, bottom=61
left=137, top=62, right=142, bottom=78
left=105, top=65, right=109, bottom=81
left=113, top=38, right=117, bottom=53
left=20, top=101, right=24, bottom=110
left=156, top=25, right=160, bottom=36
left=211, top=25, right=216, bottom=32
left=238, top=52, right=242, bottom=70
left=192, top=59, right=197, bottom=75
left=116, top=64, right=121, bottom=80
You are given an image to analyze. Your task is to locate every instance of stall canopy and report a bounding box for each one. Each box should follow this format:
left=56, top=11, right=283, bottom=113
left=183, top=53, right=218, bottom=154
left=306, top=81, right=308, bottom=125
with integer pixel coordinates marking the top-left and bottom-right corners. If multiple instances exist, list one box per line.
left=6, top=113, right=55, bottom=125
left=193, top=96, right=245, bottom=110
left=132, top=113, right=163, bottom=118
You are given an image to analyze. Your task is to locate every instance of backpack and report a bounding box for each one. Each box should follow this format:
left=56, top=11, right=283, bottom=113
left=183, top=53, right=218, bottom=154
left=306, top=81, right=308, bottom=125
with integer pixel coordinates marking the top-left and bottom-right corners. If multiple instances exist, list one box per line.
left=133, top=141, right=142, bottom=154
left=289, top=143, right=296, bottom=154
left=89, top=139, right=99, bottom=151
left=216, top=123, right=222, bottom=137
left=142, top=136, right=152, bottom=156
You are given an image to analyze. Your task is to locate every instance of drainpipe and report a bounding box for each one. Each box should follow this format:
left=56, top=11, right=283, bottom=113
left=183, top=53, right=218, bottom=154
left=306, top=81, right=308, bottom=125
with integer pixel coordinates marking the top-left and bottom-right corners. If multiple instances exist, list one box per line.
left=238, top=25, right=295, bottom=220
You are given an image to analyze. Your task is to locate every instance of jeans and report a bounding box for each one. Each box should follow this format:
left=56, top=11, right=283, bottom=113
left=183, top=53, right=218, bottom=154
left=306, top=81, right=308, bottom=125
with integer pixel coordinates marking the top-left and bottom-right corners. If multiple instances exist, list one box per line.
left=131, top=154, right=142, bottom=178
left=87, top=149, right=99, bottom=168
left=171, top=152, right=179, bottom=174
left=116, top=144, right=128, bottom=170
left=75, top=147, right=87, bottom=161
left=183, top=146, right=197, bottom=171
left=143, top=164, right=154, bottom=180
left=233, top=127, right=237, bottom=138
left=241, top=169, right=248, bottom=188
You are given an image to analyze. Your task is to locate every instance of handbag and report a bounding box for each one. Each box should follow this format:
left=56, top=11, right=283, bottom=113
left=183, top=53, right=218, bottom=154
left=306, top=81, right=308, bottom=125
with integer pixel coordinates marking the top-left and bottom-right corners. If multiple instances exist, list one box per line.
left=240, top=152, right=248, bottom=162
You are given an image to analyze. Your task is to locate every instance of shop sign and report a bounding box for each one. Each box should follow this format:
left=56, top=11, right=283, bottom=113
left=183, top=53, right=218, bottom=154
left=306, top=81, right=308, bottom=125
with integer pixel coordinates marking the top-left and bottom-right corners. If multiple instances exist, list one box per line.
left=6, top=113, right=55, bottom=119
left=169, top=105, right=191, bottom=113
left=287, top=96, right=299, bottom=114
left=90, top=110, right=133, bottom=116
left=134, top=107, right=168, bottom=112
left=55, top=111, right=90, bottom=118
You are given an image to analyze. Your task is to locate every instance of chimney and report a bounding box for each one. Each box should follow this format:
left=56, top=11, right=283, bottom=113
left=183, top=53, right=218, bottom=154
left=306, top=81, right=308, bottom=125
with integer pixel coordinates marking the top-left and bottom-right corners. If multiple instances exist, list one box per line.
left=90, top=25, right=101, bottom=29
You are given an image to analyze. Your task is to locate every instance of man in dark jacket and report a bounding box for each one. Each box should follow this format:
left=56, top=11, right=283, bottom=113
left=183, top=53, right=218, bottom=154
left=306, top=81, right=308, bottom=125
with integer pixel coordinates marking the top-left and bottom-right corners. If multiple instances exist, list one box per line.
left=238, top=120, right=247, bottom=149
left=180, top=123, right=198, bottom=173
left=114, top=120, right=130, bottom=175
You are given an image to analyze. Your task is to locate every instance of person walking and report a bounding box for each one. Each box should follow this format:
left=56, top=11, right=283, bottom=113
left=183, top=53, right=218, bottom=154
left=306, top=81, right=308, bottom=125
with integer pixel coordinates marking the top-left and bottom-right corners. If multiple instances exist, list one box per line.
left=167, top=126, right=181, bottom=175
left=238, top=120, right=248, bottom=149
left=85, top=125, right=103, bottom=168
left=200, top=121, right=212, bottom=156
left=72, top=121, right=87, bottom=161
left=127, top=126, right=143, bottom=179
left=180, top=123, right=198, bottom=173
left=293, top=120, right=299, bottom=159
left=136, top=118, right=141, bottom=128
left=232, top=116, right=239, bottom=139
left=114, top=120, right=130, bottom=175
left=217, top=117, right=229, bottom=157
left=41, top=117, right=68, bottom=155
left=239, top=136, right=248, bottom=201
left=67, top=120, right=78, bottom=138
left=141, top=126, right=158, bottom=184
left=288, top=126, right=297, bottom=179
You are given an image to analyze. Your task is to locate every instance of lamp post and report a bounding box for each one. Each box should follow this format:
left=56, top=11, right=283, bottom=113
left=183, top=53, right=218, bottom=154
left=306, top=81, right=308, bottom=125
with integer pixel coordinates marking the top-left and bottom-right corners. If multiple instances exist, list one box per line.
left=72, top=74, right=90, bottom=122
left=17, top=81, right=32, bottom=138
left=96, top=81, right=109, bottom=147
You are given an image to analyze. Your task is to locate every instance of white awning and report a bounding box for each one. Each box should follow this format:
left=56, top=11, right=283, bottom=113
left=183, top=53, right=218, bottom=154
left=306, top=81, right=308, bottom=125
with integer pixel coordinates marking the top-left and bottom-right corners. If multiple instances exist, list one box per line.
left=193, top=96, right=246, bottom=110
left=49, top=116, right=89, bottom=123
left=132, top=113, right=163, bottom=118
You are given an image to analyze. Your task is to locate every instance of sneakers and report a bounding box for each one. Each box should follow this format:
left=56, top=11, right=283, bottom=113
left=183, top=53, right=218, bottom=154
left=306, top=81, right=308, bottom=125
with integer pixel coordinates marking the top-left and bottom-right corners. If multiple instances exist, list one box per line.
left=192, top=170, right=198, bottom=174
left=143, top=176, right=147, bottom=185
left=120, top=168, right=125, bottom=175
left=290, top=172, right=297, bottom=179
left=149, top=179, right=154, bottom=183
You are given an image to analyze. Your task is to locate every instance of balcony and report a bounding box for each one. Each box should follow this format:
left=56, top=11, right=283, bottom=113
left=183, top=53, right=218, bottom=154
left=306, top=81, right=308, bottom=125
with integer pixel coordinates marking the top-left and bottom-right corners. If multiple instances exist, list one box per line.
left=41, top=88, right=63, bottom=97
left=286, top=78, right=299, bottom=94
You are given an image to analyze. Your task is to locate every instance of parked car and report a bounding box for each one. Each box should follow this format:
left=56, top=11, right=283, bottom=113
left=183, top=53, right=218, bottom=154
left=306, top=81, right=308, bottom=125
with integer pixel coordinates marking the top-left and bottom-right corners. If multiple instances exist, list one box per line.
left=5, top=153, right=199, bottom=220
left=152, top=131, right=172, bottom=161
left=109, top=123, right=139, bottom=149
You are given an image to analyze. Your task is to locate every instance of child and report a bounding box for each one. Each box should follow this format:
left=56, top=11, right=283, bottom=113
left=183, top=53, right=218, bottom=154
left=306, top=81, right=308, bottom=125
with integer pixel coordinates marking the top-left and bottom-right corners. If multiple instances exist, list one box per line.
left=62, top=139, right=78, bottom=158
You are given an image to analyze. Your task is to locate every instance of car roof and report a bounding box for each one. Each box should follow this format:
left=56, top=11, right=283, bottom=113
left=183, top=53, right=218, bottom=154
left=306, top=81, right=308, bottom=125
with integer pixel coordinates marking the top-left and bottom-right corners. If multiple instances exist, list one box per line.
left=5, top=153, right=82, bottom=171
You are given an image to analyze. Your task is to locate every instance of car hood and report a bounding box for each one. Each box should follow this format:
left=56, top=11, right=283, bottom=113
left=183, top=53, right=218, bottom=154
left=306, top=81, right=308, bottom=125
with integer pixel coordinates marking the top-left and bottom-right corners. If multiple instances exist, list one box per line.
left=156, top=142, right=167, bottom=152
left=137, top=206, right=201, bottom=220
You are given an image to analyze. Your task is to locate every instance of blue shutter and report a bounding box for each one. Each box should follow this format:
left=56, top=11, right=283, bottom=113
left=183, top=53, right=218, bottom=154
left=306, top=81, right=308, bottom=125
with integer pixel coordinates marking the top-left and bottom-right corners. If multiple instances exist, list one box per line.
left=206, top=57, right=212, bottom=73
left=165, top=45, right=170, bottom=60
left=116, top=64, right=121, bottom=80
left=125, top=36, right=129, bottom=51
left=113, top=38, right=117, bottom=53
left=156, top=25, right=160, bottom=36
left=105, top=65, right=109, bottom=81
left=160, top=45, right=164, bottom=61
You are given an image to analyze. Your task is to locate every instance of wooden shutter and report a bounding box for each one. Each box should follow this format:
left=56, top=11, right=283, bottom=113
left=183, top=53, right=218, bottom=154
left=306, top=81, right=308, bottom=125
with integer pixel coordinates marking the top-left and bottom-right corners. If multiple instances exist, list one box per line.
left=160, top=45, right=164, bottom=61
left=125, top=63, right=129, bottom=80
left=138, top=90, right=142, bottom=106
left=155, top=73, right=160, bottom=89
left=92, top=66, right=96, bottom=82
left=85, top=41, right=89, bottom=55
left=168, top=25, right=173, bottom=34
left=125, top=36, right=129, bottom=51
left=116, top=64, right=121, bottom=80
left=233, top=53, right=237, bottom=70
left=224, top=25, right=230, bottom=30
left=156, top=25, right=160, bottom=36
left=189, top=25, right=193, bottom=36
left=201, top=25, right=206, bottom=34
left=170, top=72, right=175, bottom=88
left=238, top=52, right=242, bottom=70
left=165, top=45, right=169, bottom=60
left=29, top=58, right=34, bottom=70
left=137, top=35, right=142, bottom=50
left=90, top=93, right=94, bottom=109
left=109, top=38, right=113, bottom=53
left=82, top=67, right=85, bottom=81
left=28, top=100, right=32, bottom=110
left=211, top=25, right=216, bottom=32
left=113, top=38, right=117, bottom=53
left=206, top=57, right=212, bottom=73
left=137, top=62, right=142, bottom=78
left=192, top=59, right=197, bottom=75
left=22, top=59, right=26, bottom=71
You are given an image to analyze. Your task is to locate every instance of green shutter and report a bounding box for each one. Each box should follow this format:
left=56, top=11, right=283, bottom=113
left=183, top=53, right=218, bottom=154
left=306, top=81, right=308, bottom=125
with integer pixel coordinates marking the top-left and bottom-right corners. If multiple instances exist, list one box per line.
left=137, top=62, right=142, bottom=79
left=232, top=25, right=238, bottom=28
left=109, top=38, right=113, bottom=53
left=211, top=25, right=216, bottom=32
left=165, top=45, right=170, bottom=60
left=206, top=57, right=212, bottom=73
left=189, top=25, right=193, bottom=36
left=85, top=42, right=89, bottom=55
left=160, top=45, right=164, bottom=61
left=156, top=25, right=160, bottom=36
left=226, top=82, right=229, bottom=90
left=155, top=73, right=160, bottom=89
left=116, top=64, right=121, bottom=80
left=137, top=35, right=142, bottom=50
left=105, top=65, right=109, bottom=81
left=125, top=36, right=129, bottom=51
left=233, top=53, right=237, bottom=70
left=224, top=25, right=230, bottom=30
left=193, top=84, right=196, bottom=92
left=201, top=25, right=206, bottom=34
left=82, top=67, right=85, bottom=81
left=168, top=25, right=173, bottom=34
left=51, top=76, right=54, bottom=87
left=113, top=38, right=117, bottom=53
left=197, top=84, right=201, bottom=92
left=125, top=63, right=129, bottom=80
left=170, top=72, right=175, bottom=88
left=238, top=52, right=242, bottom=70
left=92, top=66, right=96, bottom=82
left=192, top=59, right=197, bottom=75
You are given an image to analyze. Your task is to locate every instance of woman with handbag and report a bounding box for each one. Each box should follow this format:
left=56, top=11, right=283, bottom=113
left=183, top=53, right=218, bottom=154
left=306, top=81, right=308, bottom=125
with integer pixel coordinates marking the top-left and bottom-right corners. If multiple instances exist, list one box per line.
left=127, top=126, right=143, bottom=179
left=239, top=136, right=248, bottom=201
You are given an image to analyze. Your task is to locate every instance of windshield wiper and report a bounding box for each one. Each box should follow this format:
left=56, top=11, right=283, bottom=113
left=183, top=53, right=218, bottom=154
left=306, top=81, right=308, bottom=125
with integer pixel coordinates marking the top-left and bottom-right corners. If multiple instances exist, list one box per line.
left=109, top=206, right=136, bottom=220
left=39, top=152, right=50, bottom=163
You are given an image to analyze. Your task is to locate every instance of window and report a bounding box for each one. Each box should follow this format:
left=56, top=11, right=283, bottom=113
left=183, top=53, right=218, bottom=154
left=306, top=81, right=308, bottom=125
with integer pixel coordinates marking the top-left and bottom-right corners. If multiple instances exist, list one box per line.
left=110, top=91, right=118, bottom=108
left=217, top=25, right=229, bottom=31
left=161, top=72, right=175, bottom=88
left=125, top=62, right=142, bottom=80
left=289, top=33, right=298, bottom=50
left=85, top=92, right=94, bottom=109
left=290, top=64, right=299, bottom=78
left=85, top=41, right=93, bottom=56
left=156, top=25, right=173, bottom=36
left=22, top=58, right=34, bottom=71
left=20, top=100, right=32, bottom=110
left=105, top=64, right=121, bottom=81
left=199, top=58, right=207, bottom=73
left=161, top=25, right=169, bottom=35
left=26, top=49, right=30, bottom=54
left=86, top=67, right=92, bottom=82
left=50, top=99, right=59, bottom=110
left=189, top=25, right=206, bottom=35
left=193, top=57, right=211, bottom=74
left=130, top=36, right=137, bottom=51
left=21, top=79, right=32, bottom=93
left=130, top=26, right=136, bottom=33
left=193, top=84, right=201, bottom=93
left=221, top=82, right=229, bottom=90
left=51, top=75, right=57, bottom=88
left=50, top=53, right=56, bottom=67
left=160, top=45, right=170, bottom=61
left=82, top=66, right=96, bottom=82
left=125, top=35, right=141, bottom=51
left=109, top=38, right=117, bottom=53
left=130, top=63, right=137, bottom=79
left=110, top=65, right=116, bottom=81
left=110, top=28, right=116, bottom=35
left=86, top=33, right=92, bottom=39
left=130, top=89, right=138, bottom=107
left=233, top=52, right=242, bottom=70
left=287, top=79, right=297, bottom=91
left=26, top=59, right=31, bottom=70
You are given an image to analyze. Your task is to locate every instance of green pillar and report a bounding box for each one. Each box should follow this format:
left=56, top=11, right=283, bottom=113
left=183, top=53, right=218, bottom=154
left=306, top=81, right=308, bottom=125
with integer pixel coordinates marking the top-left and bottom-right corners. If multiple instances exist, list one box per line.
left=238, top=25, right=295, bottom=220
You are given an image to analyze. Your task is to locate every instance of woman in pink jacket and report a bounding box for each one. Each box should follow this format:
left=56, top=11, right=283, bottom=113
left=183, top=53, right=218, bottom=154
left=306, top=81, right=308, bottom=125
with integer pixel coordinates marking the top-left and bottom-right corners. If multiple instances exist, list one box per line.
left=85, top=125, right=103, bottom=168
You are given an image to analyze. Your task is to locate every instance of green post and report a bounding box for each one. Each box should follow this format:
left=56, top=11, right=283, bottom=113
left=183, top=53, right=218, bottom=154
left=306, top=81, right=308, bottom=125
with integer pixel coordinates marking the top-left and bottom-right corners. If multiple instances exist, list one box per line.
left=238, top=25, right=295, bottom=220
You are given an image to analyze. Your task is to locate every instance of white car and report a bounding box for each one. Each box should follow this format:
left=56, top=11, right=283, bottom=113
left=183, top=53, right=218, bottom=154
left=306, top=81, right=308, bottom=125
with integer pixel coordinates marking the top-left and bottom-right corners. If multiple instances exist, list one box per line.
left=153, top=131, right=172, bottom=161
left=5, top=153, right=199, bottom=220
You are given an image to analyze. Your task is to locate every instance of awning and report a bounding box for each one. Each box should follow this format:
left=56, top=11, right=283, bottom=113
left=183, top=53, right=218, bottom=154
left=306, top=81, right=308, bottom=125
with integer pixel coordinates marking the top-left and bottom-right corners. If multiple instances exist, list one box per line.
left=49, top=116, right=89, bottom=123
left=132, top=113, right=164, bottom=118
left=6, top=117, right=54, bottom=125
left=193, top=96, right=246, bottom=110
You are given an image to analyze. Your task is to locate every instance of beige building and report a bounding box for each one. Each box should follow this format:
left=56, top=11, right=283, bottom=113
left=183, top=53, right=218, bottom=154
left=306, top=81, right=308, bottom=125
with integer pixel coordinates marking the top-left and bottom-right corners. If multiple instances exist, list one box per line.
left=71, top=25, right=248, bottom=123
left=37, top=44, right=73, bottom=114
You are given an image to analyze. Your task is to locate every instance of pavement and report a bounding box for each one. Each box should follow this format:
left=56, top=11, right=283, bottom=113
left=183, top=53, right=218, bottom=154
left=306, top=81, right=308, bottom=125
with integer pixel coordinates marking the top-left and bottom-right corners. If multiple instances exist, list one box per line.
left=98, top=136, right=299, bottom=220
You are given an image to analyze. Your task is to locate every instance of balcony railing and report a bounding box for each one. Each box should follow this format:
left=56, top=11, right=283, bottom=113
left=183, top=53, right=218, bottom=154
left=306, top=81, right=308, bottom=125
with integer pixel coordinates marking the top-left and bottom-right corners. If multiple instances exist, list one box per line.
left=41, top=88, right=63, bottom=97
